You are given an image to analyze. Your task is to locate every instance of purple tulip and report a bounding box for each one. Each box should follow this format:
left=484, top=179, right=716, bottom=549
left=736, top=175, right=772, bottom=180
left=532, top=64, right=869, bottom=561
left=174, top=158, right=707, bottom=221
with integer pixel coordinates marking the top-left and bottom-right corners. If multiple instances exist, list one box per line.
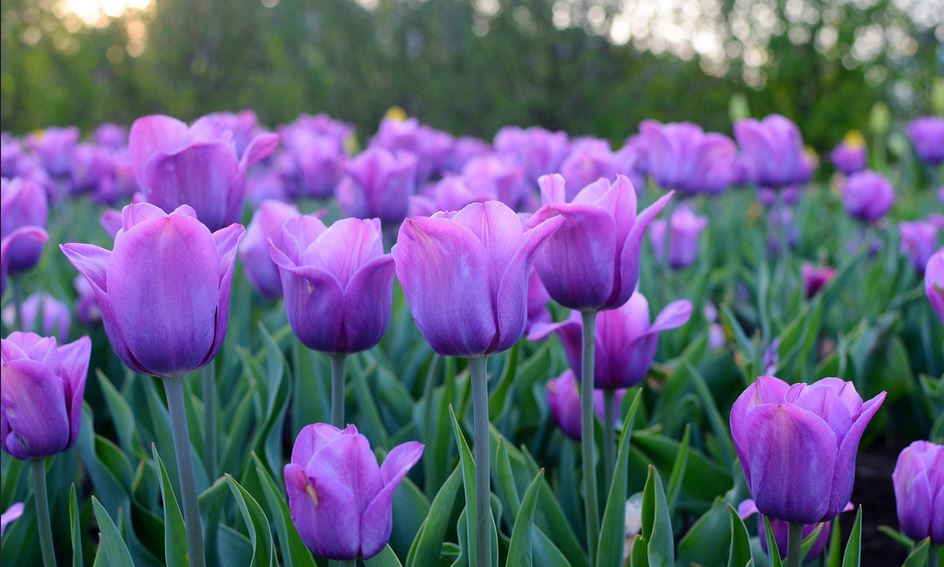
left=269, top=216, right=395, bottom=355
left=494, top=126, right=570, bottom=183
left=907, top=117, right=944, bottom=165
left=71, top=143, right=116, bottom=196
left=559, top=139, right=620, bottom=199
left=0, top=332, right=90, bottom=460
left=893, top=440, right=944, bottom=543
left=1, top=502, right=24, bottom=536
left=801, top=263, right=836, bottom=298
left=3, top=293, right=72, bottom=341
left=239, top=200, right=301, bottom=299
left=730, top=376, right=886, bottom=523
left=640, top=120, right=737, bottom=195
left=0, top=228, right=47, bottom=298
left=196, top=110, right=261, bottom=156
left=526, top=268, right=552, bottom=333
left=738, top=499, right=853, bottom=561
left=27, top=126, right=79, bottom=179
left=286, top=113, right=355, bottom=148
left=393, top=200, right=562, bottom=356
left=75, top=276, right=101, bottom=326
left=461, top=155, right=526, bottom=209
left=444, top=136, right=491, bottom=172
left=128, top=114, right=278, bottom=231
left=62, top=202, right=243, bottom=377
left=649, top=207, right=708, bottom=270
left=1, top=134, right=23, bottom=178
left=528, top=292, right=692, bottom=390
left=419, top=175, right=491, bottom=214
left=284, top=423, right=424, bottom=560
left=842, top=171, right=895, bottom=223
left=336, top=148, right=418, bottom=225
left=830, top=133, right=867, bottom=175
left=279, top=121, right=347, bottom=199
left=370, top=118, right=452, bottom=183
left=927, top=249, right=944, bottom=322
left=1, top=178, right=49, bottom=273
left=94, top=123, right=127, bottom=150
left=899, top=221, right=938, bottom=273
left=546, top=370, right=627, bottom=441
left=526, top=174, right=672, bottom=311
left=734, top=114, right=811, bottom=188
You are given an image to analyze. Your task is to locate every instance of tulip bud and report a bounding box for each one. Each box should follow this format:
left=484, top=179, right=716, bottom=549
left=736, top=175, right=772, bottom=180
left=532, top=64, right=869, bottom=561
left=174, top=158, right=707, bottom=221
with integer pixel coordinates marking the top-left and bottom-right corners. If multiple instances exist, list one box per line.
left=730, top=376, right=885, bottom=524
left=1, top=178, right=49, bottom=274
left=546, top=370, right=627, bottom=441
left=1, top=332, right=90, bottom=460
left=640, top=121, right=737, bottom=195
left=734, top=114, right=811, bottom=188
left=892, top=441, right=943, bottom=543
left=284, top=424, right=424, bottom=560
left=239, top=200, right=301, bottom=299
left=336, top=148, right=418, bottom=225
left=649, top=207, right=708, bottom=270
left=841, top=171, right=895, bottom=223
left=899, top=221, right=938, bottom=273
left=830, top=132, right=868, bottom=175
left=27, top=127, right=79, bottom=179
left=907, top=117, right=944, bottom=165
left=3, top=293, right=71, bottom=341
left=493, top=126, right=570, bottom=183
left=559, top=140, right=620, bottom=199
left=926, top=249, right=944, bottom=322
left=801, top=263, right=836, bottom=298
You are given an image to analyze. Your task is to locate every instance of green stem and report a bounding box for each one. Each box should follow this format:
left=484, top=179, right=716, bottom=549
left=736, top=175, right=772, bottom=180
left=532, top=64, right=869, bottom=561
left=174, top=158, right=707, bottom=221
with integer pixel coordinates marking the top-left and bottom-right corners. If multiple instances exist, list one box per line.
left=786, top=521, right=803, bottom=567
left=469, top=356, right=492, bottom=567
left=930, top=543, right=940, bottom=567
left=31, top=459, right=55, bottom=567
left=602, top=389, right=616, bottom=490
left=580, top=310, right=600, bottom=564
left=202, top=365, right=216, bottom=479
left=776, top=191, right=790, bottom=320
left=11, top=276, right=24, bottom=331
left=331, top=354, right=347, bottom=427
left=163, top=377, right=206, bottom=567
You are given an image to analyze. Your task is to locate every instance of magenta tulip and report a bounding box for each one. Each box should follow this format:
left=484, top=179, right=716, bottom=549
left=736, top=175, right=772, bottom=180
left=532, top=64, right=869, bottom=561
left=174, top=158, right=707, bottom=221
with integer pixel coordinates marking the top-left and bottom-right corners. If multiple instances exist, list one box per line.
left=27, top=126, right=79, bottom=179
left=830, top=134, right=867, bottom=175
left=494, top=126, right=570, bottom=183
left=559, top=139, right=620, bottom=200
left=801, top=263, right=836, bottom=298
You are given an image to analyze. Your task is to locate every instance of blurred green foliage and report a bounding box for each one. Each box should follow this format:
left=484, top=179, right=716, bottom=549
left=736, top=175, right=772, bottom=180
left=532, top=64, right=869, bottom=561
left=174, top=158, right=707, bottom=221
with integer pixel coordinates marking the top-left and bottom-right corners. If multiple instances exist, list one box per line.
left=1, top=0, right=940, bottom=149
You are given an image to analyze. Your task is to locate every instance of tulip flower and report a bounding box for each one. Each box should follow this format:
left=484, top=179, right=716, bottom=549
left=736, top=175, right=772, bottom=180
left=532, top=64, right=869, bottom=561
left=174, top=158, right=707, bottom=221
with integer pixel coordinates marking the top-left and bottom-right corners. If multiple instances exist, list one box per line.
left=0, top=227, right=47, bottom=300
left=94, top=123, right=126, bottom=150
left=734, top=114, right=811, bottom=188
left=336, top=148, right=418, bottom=225
left=128, top=114, right=278, bottom=231
left=3, top=293, right=71, bottom=341
left=461, top=154, right=527, bottom=209
left=494, top=126, right=570, bottom=183
left=70, top=143, right=116, bottom=196
left=1, top=502, right=24, bottom=537
left=279, top=121, right=347, bottom=199
left=907, top=116, right=944, bottom=165
left=830, top=132, right=867, bottom=175
left=1, top=134, right=23, bottom=178
left=1, top=331, right=90, bottom=566
left=63, top=202, right=243, bottom=567
left=546, top=370, right=627, bottom=441
left=730, top=376, right=885, bottom=525
left=899, top=221, right=938, bottom=273
left=639, top=120, right=737, bottom=195
left=738, top=499, right=853, bottom=562
left=370, top=117, right=452, bottom=183
left=892, top=441, right=943, bottom=543
left=196, top=110, right=261, bottom=156
left=842, top=171, right=895, bottom=223
left=445, top=136, right=491, bottom=172
left=927, top=249, right=944, bottom=322
left=239, top=200, right=301, bottom=299
left=527, top=174, right=672, bottom=311
left=1, top=178, right=49, bottom=274
left=649, top=207, right=708, bottom=270
left=559, top=139, right=620, bottom=200
left=801, top=263, right=836, bottom=298
left=28, top=126, right=79, bottom=179
left=284, top=424, right=424, bottom=560
left=526, top=268, right=552, bottom=333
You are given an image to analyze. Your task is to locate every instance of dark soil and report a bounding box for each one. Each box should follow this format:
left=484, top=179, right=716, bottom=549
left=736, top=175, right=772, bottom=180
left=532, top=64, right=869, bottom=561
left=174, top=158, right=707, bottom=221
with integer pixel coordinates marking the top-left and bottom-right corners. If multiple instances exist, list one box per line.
left=845, top=439, right=909, bottom=566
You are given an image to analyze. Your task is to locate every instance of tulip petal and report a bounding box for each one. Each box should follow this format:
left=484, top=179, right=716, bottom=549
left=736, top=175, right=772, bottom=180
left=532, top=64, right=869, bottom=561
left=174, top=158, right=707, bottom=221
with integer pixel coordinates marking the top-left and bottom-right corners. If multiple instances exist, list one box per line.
left=204, top=223, right=244, bottom=365
left=129, top=115, right=189, bottom=188
left=730, top=376, right=791, bottom=486
left=280, top=265, right=346, bottom=353
left=291, top=423, right=343, bottom=464
left=610, top=191, right=673, bottom=308
left=647, top=299, right=693, bottom=334
left=284, top=463, right=361, bottom=560
left=452, top=201, right=525, bottom=293
left=538, top=174, right=567, bottom=204
left=932, top=486, right=943, bottom=542
left=342, top=255, right=395, bottom=353
left=99, top=209, right=122, bottom=238
left=2, top=228, right=47, bottom=295
left=305, top=218, right=384, bottom=288
left=743, top=403, right=837, bottom=523
left=893, top=456, right=932, bottom=540
left=58, top=336, right=90, bottom=448
left=360, top=441, right=424, bottom=558
left=60, top=243, right=110, bottom=295
left=240, top=132, right=280, bottom=169
left=1, top=360, right=70, bottom=459
left=828, top=391, right=885, bottom=519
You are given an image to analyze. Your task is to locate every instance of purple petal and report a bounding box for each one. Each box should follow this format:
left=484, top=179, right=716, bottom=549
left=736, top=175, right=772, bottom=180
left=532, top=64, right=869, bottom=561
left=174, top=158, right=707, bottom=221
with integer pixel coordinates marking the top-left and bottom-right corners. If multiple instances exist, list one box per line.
left=304, top=218, right=384, bottom=288
left=1, top=360, right=70, bottom=459
left=129, top=115, right=189, bottom=188
left=342, top=256, right=395, bottom=353
left=647, top=299, right=693, bottom=334
left=284, top=463, right=361, bottom=560
left=609, top=191, right=673, bottom=308
left=827, top=391, right=885, bottom=519
left=280, top=264, right=346, bottom=353
left=729, top=375, right=791, bottom=488
left=359, top=441, right=424, bottom=558
left=57, top=336, right=90, bottom=448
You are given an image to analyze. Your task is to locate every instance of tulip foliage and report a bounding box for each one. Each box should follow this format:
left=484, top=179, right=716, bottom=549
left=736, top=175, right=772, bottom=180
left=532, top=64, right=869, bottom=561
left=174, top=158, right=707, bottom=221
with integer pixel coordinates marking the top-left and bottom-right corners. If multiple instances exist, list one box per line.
left=1, top=110, right=943, bottom=567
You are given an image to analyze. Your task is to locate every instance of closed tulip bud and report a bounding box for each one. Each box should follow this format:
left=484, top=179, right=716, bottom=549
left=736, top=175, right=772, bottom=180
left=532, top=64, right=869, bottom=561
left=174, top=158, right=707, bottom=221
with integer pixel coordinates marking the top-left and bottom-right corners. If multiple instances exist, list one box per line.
left=841, top=171, right=895, bottom=223
left=738, top=499, right=853, bottom=562
left=336, top=148, right=417, bottom=225
left=892, top=441, right=944, bottom=543
left=640, top=121, right=737, bottom=195
left=529, top=292, right=691, bottom=390
left=27, top=127, right=79, bottom=179
left=1, top=332, right=90, bottom=460
left=1, top=178, right=49, bottom=273
left=926, top=249, right=944, bottom=321
left=526, top=174, right=672, bottom=311
left=899, top=221, right=938, bottom=273
left=559, top=139, right=620, bottom=200
left=3, top=293, right=71, bottom=341
left=801, top=263, right=836, bottom=298
left=830, top=132, right=867, bottom=175
left=0, top=228, right=47, bottom=297
left=284, top=424, right=424, bottom=560
left=734, top=114, right=811, bottom=188
left=129, top=114, right=278, bottom=231
left=730, top=376, right=885, bottom=524
left=907, top=117, right=944, bottom=165
left=546, top=370, right=627, bottom=441
left=649, top=207, right=708, bottom=270
left=239, top=200, right=301, bottom=299
left=269, top=216, right=395, bottom=354
left=393, top=200, right=563, bottom=357
left=62, top=203, right=243, bottom=377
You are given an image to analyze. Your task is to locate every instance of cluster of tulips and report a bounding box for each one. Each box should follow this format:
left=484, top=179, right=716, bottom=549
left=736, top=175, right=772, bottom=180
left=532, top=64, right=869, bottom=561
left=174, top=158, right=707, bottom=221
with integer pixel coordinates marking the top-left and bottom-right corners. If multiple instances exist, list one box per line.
left=1, top=108, right=943, bottom=567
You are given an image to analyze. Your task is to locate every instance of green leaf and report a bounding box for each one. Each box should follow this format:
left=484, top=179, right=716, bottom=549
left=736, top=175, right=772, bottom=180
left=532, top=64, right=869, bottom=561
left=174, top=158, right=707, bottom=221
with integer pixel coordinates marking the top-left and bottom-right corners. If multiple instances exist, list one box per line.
left=596, top=390, right=642, bottom=567
left=226, top=474, right=275, bottom=567
left=250, top=454, right=316, bottom=567
left=640, top=465, right=674, bottom=567
left=506, top=469, right=544, bottom=567
left=448, top=405, right=497, bottom=567
left=406, top=466, right=462, bottom=567
left=665, top=424, right=690, bottom=513
left=685, top=362, right=735, bottom=466
left=494, top=437, right=521, bottom=526
left=151, top=445, right=188, bottom=567
left=876, top=525, right=914, bottom=549
left=840, top=506, right=862, bottom=567
left=800, top=523, right=825, bottom=561
left=726, top=504, right=753, bottom=567
left=364, top=544, right=404, bottom=567
left=96, top=370, right=139, bottom=454
left=825, top=517, right=841, bottom=567
left=70, top=484, right=83, bottom=567
left=91, top=497, right=134, bottom=567
left=762, top=516, right=783, bottom=567
left=901, top=538, right=930, bottom=567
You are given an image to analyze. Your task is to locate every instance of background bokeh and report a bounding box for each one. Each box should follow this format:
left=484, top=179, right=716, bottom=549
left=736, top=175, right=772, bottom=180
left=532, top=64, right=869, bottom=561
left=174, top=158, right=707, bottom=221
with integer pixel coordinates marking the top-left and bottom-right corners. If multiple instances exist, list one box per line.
left=1, top=0, right=942, bottom=149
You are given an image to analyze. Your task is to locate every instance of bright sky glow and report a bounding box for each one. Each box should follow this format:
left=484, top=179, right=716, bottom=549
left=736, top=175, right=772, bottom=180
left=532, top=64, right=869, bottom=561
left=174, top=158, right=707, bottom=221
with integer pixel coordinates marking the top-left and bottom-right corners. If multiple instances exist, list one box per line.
left=57, top=0, right=152, bottom=26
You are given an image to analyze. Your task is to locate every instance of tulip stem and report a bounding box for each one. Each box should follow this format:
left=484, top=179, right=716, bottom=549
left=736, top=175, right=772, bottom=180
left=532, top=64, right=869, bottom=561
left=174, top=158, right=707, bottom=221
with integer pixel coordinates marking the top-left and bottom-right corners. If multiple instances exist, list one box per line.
left=31, top=459, right=55, bottom=567
left=580, top=309, right=600, bottom=564
left=469, top=356, right=492, bottom=567
left=202, top=365, right=216, bottom=479
left=331, top=354, right=347, bottom=427
left=929, top=544, right=940, bottom=567
left=602, top=389, right=616, bottom=489
left=163, top=377, right=206, bottom=567
left=786, top=521, right=803, bottom=567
